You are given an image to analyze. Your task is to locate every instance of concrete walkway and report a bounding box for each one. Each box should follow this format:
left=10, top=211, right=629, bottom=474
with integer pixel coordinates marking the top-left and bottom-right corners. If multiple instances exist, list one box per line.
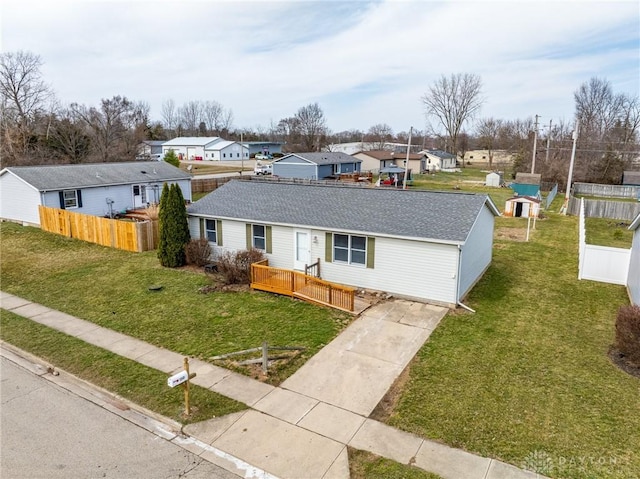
left=0, top=292, right=545, bottom=479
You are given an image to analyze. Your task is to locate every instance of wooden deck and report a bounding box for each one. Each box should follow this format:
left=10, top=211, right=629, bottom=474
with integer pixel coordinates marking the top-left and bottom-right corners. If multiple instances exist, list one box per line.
left=250, top=262, right=355, bottom=312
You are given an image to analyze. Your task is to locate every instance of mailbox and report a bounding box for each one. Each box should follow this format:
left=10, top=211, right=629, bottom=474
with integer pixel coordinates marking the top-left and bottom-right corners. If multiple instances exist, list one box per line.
left=167, top=370, right=189, bottom=388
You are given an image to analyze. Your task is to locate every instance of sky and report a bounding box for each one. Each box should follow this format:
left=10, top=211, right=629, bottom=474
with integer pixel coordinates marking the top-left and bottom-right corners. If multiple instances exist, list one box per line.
left=1, top=0, right=639, bottom=135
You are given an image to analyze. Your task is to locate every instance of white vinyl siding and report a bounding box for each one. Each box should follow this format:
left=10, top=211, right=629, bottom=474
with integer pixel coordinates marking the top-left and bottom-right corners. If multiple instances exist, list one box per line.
left=628, top=227, right=640, bottom=305
left=0, top=172, right=42, bottom=225
left=458, top=205, right=495, bottom=299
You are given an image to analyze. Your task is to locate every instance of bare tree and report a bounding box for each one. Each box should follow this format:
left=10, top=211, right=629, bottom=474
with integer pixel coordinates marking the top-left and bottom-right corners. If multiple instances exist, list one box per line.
left=422, top=73, right=483, bottom=160
left=574, top=77, right=640, bottom=183
left=202, top=100, right=223, bottom=135
left=295, top=103, right=327, bottom=151
left=178, top=101, right=203, bottom=135
left=161, top=99, right=178, bottom=137
left=0, top=50, right=53, bottom=166
left=72, top=95, right=147, bottom=162
left=47, top=107, right=91, bottom=164
left=475, top=117, right=503, bottom=169
left=366, top=123, right=393, bottom=150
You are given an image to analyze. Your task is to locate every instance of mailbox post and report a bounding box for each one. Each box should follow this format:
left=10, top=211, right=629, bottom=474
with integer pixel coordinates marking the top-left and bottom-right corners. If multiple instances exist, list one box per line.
left=167, top=357, right=197, bottom=416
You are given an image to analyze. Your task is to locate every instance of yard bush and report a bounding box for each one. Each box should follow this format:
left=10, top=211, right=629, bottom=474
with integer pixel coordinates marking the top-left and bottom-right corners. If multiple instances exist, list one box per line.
left=216, top=248, right=265, bottom=284
left=615, top=304, right=640, bottom=366
left=185, top=239, right=212, bottom=267
left=157, top=183, right=190, bottom=268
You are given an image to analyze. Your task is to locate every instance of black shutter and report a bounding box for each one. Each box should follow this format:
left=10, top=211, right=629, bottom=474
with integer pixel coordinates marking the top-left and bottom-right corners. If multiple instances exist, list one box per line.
left=76, top=190, right=83, bottom=208
left=59, top=191, right=65, bottom=209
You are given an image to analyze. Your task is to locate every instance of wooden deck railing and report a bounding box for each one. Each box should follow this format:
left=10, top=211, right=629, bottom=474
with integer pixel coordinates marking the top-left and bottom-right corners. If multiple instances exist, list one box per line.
left=250, top=263, right=355, bottom=312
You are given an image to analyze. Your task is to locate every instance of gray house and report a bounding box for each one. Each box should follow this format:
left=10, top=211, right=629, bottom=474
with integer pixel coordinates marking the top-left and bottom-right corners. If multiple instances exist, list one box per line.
left=0, top=161, right=192, bottom=226
left=629, top=213, right=640, bottom=305
left=187, top=180, right=499, bottom=307
left=272, top=153, right=362, bottom=180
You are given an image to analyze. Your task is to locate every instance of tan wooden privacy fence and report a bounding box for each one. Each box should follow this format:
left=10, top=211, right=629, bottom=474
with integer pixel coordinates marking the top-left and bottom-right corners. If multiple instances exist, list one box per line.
left=38, top=206, right=159, bottom=252
left=251, top=260, right=355, bottom=312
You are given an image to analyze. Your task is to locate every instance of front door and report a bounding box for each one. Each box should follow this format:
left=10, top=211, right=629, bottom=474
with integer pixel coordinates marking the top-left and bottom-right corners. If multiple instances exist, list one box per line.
left=133, top=184, right=147, bottom=208
left=294, top=230, right=311, bottom=271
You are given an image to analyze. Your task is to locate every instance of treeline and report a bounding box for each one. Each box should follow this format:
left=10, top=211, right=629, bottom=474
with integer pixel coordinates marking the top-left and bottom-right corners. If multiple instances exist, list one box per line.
left=1, top=51, right=638, bottom=186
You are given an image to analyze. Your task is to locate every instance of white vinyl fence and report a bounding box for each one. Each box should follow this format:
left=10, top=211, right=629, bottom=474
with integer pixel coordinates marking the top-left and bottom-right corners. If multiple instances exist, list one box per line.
left=578, top=199, right=630, bottom=285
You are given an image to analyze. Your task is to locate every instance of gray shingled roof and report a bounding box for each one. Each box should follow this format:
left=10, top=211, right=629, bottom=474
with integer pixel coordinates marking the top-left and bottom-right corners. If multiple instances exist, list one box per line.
left=3, top=162, right=191, bottom=191
left=188, top=180, right=497, bottom=243
left=280, top=152, right=362, bottom=165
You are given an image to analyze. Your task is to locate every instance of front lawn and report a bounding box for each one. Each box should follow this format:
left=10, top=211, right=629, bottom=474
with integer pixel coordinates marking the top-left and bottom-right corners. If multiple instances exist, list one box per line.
left=0, top=309, right=245, bottom=424
left=0, top=222, right=351, bottom=385
left=386, top=213, right=639, bottom=479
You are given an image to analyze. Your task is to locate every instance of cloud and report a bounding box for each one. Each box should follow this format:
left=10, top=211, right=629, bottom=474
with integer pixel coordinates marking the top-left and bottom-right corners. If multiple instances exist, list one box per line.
left=1, top=0, right=638, bottom=133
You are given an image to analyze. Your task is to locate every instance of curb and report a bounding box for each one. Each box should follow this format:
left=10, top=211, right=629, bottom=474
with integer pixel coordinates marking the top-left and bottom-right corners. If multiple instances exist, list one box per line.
left=0, top=341, right=276, bottom=479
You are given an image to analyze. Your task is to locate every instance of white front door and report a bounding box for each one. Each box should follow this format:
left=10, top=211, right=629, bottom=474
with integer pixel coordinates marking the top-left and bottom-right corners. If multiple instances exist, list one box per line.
left=132, top=184, right=147, bottom=208
left=294, top=230, right=311, bottom=271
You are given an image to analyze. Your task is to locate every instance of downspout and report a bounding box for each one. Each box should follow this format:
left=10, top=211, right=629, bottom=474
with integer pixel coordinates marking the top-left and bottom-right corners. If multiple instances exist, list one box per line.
left=456, top=244, right=476, bottom=313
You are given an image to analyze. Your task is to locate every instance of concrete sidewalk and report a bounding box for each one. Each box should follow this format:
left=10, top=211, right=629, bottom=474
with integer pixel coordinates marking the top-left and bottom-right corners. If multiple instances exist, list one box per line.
left=1, top=292, right=546, bottom=479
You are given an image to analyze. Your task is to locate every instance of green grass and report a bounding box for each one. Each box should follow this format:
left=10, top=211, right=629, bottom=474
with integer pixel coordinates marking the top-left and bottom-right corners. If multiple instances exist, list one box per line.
left=387, top=213, right=639, bottom=479
left=0, top=309, right=245, bottom=424
left=348, top=448, right=442, bottom=479
left=585, top=218, right=633, bottom=248
left=0, top=222, right=351, bottom=385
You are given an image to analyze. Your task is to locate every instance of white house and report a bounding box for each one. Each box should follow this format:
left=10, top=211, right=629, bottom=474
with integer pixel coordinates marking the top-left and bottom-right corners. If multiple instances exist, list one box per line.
left=205, top=140, right=249, bottom=161
left=162, top=137, right=221, bottom=161
left=0, top=162, right=192, bottom=226
left=628, top=213, right=640, bottom=305
left=187, top=180, right=499, bottom=307
left=421, top=150, right=458, bottom=171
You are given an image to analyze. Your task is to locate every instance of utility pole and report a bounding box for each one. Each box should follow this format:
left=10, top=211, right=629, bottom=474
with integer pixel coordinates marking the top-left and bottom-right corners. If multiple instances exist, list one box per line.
left=561, top=120, right=579, bottom=215
left=531, top=114, right=539, bottom=174
left=402, top=126, right=413, bottom=190
left=545, top=119, right=552, bottom=165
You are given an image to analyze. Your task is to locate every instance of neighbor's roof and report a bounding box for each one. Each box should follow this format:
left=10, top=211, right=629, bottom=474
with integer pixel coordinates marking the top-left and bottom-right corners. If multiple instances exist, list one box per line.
left=162, top=137, right=220, bottom=147
left=356, top=150, right=424, bottom=161
left=207, top=140, right=238, bottom=150
left=2, top=162, right=191, bottom=191
left=511, top=183, right=540, bottom=197
left=622, top=170, right=640, bottom=185
left=243, top=141, right=283, bottom=146
left=277, top=152, right=362, bottom=165
left=188, top=180, right=498, bottom=244
left=514, top=173, right=541, bottom=185
left=423, top=149, right=457, bottom=160
left=506, top=195, right=541, bottom=203
left=142, top=140, right=165, bottom=146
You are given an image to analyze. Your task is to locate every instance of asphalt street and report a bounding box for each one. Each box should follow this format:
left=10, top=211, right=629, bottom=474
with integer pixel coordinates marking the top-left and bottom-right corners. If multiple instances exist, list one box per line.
left=0, top=357, right=240, bottom=479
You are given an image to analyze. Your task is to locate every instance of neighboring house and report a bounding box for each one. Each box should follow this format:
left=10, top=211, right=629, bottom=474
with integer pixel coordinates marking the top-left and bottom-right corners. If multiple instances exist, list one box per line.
left=629, top=213, right=640, bottom=305
left=0, top=162, right=192, bottom=226
left=504, top=196, right=540, bottom=218
left=485, top=172, right=503, bottom=187
left=243, top=141, right=283, bottom=157
left=326, top=141, right=376, bottom=154
left=187, top=180, right=500, bottom=307
left=421, top=150, right=458, bottom=171
left=272, top=153, right=362, bottom=180
left=353, top=150, right=426, bottom=173
left=463, top=149, right=513, bottom=165
left=161, top=137, right=221, bottom=161
left=138, top=140, right=165, bottom=159
left=622, top=171, right=640, bottom=186
left=205, top=140, right=249, bottom=161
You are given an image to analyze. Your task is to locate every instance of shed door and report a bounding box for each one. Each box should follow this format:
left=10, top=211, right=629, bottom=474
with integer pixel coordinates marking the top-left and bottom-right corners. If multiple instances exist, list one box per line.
left=515, top=202, right=523, bottom=217
left=294, top=230, right=311, bottom=271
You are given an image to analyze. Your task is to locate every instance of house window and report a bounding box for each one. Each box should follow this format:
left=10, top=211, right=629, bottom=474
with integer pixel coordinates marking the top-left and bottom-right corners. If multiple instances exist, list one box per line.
left=469, top=155, right=473, bottom=159
left=223, top=153, right=226, bottom=158
left=253, top=224, right=266, bottom=250
left=63, top=190, right=78, bottom=208
left=333, top=234, right=366, bottom=266
left=205, top=219, right=217, bottom=243
left=237, top=153, right=240, bottom=158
